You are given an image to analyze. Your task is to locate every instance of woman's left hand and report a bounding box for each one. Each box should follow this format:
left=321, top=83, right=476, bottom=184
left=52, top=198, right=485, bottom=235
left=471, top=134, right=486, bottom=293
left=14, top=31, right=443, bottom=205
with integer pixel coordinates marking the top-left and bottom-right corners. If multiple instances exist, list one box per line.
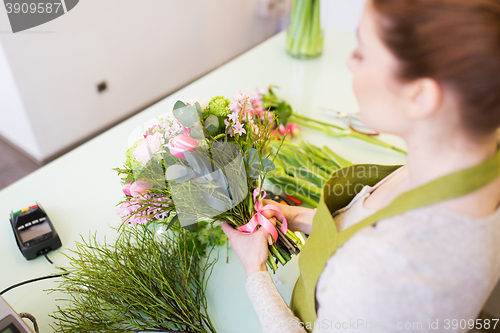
left=221, top=220, right=275, bottom=277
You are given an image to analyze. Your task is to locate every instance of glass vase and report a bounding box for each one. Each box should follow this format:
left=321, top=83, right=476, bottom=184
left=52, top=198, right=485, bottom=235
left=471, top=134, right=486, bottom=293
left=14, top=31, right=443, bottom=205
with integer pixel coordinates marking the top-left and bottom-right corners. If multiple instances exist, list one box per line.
left=286, top=0, right=323, bottom=59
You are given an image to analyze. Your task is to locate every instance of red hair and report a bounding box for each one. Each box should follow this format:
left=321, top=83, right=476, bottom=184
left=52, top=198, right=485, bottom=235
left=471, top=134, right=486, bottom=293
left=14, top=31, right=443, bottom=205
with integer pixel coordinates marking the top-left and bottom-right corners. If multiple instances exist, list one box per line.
left=372, top=0, right=500, bottom=137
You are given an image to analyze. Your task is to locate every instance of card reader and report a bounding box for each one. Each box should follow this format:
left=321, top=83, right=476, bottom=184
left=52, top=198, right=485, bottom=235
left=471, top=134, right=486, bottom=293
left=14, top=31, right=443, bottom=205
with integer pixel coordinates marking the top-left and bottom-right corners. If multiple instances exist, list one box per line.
left=9, top=204, right=61, bottom=260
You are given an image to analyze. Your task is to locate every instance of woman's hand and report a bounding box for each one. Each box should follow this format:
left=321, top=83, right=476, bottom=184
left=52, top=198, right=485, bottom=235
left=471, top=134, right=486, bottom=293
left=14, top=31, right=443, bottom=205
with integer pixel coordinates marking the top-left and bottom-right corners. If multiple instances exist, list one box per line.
left=221, top=219, right=276, bottom=277
left=261, top=199, right=315, bottom=235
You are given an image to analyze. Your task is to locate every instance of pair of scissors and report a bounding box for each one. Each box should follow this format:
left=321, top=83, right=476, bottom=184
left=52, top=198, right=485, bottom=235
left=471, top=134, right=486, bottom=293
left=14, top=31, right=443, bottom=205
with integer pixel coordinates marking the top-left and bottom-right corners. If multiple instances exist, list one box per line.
left=320, top=108, right=379, bottom=136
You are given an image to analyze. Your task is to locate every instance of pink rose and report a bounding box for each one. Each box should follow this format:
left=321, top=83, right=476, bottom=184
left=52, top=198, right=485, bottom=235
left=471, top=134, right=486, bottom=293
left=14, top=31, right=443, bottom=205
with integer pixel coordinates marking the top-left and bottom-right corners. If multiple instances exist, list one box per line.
left=167, top=134, right=198, bottom=159
left=133, top=132, right=163, bottom=165
left=278, top=124, right=287, bottom=136
left=130, top=180, right=152, bottom=197
left=123, top=181, right=133, bottom=196
left=285, top=123, right=301, bottom=137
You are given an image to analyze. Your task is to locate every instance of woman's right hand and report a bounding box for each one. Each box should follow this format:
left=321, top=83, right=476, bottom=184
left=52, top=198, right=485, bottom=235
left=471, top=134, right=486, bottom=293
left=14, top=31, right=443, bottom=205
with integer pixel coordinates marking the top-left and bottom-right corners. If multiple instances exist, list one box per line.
left=261, top=199, right=315, bottom=235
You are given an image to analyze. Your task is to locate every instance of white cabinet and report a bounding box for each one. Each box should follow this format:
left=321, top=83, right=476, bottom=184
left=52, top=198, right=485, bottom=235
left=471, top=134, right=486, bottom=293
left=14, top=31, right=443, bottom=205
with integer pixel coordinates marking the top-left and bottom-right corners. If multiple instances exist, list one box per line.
left=0, top=0, right=282, bottom=162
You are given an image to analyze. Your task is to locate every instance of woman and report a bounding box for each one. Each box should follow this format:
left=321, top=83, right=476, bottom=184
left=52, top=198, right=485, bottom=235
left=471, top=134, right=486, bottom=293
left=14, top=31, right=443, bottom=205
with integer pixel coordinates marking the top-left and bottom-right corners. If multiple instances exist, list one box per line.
left=221, top=0, right=500, bottom=332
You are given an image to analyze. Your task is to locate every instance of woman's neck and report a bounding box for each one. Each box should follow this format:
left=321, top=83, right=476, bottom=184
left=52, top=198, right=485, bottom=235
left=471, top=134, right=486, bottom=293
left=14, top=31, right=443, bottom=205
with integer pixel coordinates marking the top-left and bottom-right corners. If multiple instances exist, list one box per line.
left=404, top=133, right=499, bottom=189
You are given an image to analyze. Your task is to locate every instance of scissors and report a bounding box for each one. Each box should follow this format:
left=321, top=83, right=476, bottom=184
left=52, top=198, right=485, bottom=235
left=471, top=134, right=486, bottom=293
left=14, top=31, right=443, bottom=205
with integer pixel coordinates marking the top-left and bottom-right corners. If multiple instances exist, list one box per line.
left=320, top=108, right=380, bottom=136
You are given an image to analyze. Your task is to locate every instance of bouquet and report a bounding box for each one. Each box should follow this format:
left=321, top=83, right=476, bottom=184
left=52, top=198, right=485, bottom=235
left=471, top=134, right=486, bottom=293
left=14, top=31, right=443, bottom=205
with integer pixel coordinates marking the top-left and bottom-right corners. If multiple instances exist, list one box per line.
left=115, top=91, right=303, bottom=272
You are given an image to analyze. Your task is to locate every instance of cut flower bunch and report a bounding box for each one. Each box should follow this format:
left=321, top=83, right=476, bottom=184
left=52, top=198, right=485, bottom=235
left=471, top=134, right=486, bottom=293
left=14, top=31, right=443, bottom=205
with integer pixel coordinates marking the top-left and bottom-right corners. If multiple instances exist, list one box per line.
left=114, top=91, right=304, bottom=272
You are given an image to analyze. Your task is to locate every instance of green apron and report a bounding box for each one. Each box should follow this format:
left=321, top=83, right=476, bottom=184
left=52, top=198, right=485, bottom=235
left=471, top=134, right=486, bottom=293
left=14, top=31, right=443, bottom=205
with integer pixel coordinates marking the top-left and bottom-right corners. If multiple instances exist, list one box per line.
left=290, top=148, right=500, bottom=332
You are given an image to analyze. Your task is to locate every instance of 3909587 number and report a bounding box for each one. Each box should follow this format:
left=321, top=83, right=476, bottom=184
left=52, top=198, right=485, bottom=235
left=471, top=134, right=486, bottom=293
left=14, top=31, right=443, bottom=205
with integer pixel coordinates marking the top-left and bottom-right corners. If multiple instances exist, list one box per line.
left=5, top=2, right=62, bottom=14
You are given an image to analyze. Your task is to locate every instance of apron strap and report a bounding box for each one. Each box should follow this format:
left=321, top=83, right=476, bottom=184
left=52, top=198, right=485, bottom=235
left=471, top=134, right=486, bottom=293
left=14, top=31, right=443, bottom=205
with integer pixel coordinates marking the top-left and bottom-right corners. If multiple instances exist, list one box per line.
left=339, top=147, right=500, bottom=243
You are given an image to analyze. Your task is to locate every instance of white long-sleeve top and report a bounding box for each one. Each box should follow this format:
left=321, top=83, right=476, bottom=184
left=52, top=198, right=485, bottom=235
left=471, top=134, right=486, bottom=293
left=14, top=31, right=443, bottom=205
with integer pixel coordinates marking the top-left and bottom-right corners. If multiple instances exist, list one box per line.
left=246, top=167, right=500, bottom=332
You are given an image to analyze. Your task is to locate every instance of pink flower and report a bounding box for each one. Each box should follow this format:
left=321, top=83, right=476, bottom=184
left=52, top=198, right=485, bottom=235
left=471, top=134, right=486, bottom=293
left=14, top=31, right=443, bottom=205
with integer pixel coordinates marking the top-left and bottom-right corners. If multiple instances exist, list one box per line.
left=227, top=112, right=239, bottom=123
left=229, top=100, right=240, bottom=113
left=130, top=180, right=152, bottom=197
left=233, top=122, right=246, bottom=136
left=234, top=90, right=248, bottom=102
left=133, top=132, right=163, bottom=165
left=244, top=109, right=254, bottom=120
left=167, top=134, right=198, bottom=159
left=123, top=181, right=133, bottom=196
left=182, top=126, right=191, bottom=136
left=285, top=123, right=301, bottom=137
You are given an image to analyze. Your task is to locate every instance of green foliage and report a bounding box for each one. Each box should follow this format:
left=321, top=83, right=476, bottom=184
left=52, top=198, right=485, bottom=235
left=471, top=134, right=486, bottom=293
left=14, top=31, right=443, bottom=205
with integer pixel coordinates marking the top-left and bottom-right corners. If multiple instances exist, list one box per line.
left=260, top=86, right=293, bottom=125
left=191, top=221, right=228, bottom=255
left=125, top=139, right=143, bottom=179
left=266, top=140, right=354, bottom=208
left=49, top=224, right=217, bottom=333
left=204, top=96, right=231, bottom=118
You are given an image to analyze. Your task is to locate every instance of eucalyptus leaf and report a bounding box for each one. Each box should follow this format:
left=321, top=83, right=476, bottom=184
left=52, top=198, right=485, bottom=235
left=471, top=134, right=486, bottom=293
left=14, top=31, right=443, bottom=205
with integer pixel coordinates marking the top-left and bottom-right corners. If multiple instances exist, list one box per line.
left=204, top=115, right=219, bottom=135
left=206, top=124, right=218, bottom=135
left=201, top=188, right=231, bottom=212
left=184, top=151, right=202, bottom=174
left=180, top=106, right=200, bottom=127
left=173, top=100, right=186, bottom=110
left=184, top=150, right=213, bottom=176
left=262, top=158, right=276, bottom=173
left=173, top=101, right=186, bottom=119
left=248, top=164, right=260, bottom=179
left=173, top=107, right=184, bottom=119
left=190, top=124, right=205, bottom=140
left=244, top=148, right=259, bottom=166
left=165, top=164, right=194, bottom=183
left=194, top=102, right=202, bottom=113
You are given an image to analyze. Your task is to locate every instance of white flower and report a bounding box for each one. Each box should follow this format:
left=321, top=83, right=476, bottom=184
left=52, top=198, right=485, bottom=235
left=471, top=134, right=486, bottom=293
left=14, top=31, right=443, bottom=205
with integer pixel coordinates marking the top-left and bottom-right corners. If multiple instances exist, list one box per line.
left=187, top=98, right=208, bottom=111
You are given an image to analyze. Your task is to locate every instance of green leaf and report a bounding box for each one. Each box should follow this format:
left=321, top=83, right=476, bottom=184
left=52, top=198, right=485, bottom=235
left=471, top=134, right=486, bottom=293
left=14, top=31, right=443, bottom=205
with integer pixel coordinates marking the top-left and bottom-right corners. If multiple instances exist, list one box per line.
left=262, top=158, right=275, bottom=173
left=204, top=115, right=219, bottom=135
left=173, top=106, right=184, bottom=119
left=180, top=106, right=200, bottom=127
left=173, top=100, right=186, bottom=110
left=194, top=102, right=202, bottom=113
left=165, top=214, right=178, bottom=231
left=190, top=124, right=205, bottom=139
left=173, top=101, right=186, bottom=119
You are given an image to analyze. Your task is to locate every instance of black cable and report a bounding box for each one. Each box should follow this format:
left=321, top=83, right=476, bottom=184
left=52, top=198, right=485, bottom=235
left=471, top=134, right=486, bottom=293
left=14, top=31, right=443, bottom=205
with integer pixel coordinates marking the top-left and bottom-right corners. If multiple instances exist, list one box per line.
left=44, top=252, right=67, bottom=271
left=0, top=253, right=69, bottom=296
left=43, top=253, right=53, bottom=265
left=0, top=272, right=68, bottom=296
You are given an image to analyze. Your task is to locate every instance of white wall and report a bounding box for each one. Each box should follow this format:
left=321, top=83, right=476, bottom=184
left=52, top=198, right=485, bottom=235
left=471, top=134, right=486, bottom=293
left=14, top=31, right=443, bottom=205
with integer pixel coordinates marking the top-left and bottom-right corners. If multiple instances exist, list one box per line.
left=0, top=0, right=366, bottom=163
left=0, top=43, right=42, bottom=160
left=0, top=0, right=281, bottom=162
left=321, top=0, right=366, bottom=35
